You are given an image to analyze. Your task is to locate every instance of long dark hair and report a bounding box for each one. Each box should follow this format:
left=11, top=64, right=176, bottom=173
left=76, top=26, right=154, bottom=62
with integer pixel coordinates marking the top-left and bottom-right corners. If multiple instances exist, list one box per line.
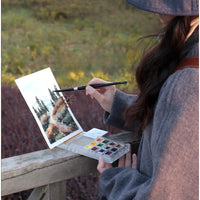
left=124, top=16, right=195, bottom=134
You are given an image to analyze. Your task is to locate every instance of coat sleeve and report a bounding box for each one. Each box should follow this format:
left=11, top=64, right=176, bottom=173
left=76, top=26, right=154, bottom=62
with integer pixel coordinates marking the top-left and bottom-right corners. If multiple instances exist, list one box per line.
left=98, top=68, right=199, bottom=200
left=103, top=89, right=138, bottom=131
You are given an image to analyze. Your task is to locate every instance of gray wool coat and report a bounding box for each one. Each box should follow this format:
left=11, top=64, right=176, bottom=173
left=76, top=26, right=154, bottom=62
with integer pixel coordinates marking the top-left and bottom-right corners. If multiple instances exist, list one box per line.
left=98, top=28, right=199, bottom=200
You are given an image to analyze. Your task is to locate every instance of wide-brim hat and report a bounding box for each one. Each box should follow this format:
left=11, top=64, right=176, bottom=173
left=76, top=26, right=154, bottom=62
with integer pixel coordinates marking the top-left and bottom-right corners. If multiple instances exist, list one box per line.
left=126, top=0, right=199, bottom=16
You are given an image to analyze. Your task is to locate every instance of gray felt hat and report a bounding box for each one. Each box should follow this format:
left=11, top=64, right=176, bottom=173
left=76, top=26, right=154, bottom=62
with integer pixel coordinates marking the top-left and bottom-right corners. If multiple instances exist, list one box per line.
left=126, top=0, right=199, bottom=16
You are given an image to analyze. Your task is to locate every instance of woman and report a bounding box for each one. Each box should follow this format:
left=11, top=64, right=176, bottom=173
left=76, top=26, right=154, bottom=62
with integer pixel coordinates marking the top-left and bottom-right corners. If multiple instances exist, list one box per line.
left=86, top=0, right=199, bottom=199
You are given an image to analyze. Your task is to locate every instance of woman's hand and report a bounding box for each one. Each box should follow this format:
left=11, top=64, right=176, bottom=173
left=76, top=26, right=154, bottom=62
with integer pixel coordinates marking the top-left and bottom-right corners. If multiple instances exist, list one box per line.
left=97, top=157, right=113, bottom=174
left=86, top=77, right=116, bottom=113
left=118, top=151, right=137, bottom=169
left=97, top=145, right=137, bottom=174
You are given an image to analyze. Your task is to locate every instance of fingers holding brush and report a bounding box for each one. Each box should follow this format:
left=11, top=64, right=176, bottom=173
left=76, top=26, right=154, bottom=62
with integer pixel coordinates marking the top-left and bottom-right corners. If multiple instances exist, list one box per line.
left=86, top=77, right=116, bottom=113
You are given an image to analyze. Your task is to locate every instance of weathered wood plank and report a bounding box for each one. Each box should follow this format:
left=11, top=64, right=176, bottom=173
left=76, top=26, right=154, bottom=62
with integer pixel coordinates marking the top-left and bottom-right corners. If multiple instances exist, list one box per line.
left=1, top=147, right=98, bottom=196
left=28, top=185, right=48, bottom=200
left=48, top=181, right=66, bottom=200
left=2, top=132, right=136, bottom=197
left=28, top=181, right=66, bottom=200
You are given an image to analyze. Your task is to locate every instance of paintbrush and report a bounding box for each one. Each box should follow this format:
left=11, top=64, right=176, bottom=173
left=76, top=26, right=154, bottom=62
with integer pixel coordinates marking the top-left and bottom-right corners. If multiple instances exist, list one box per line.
left=54, top=81, right=127, bottom=92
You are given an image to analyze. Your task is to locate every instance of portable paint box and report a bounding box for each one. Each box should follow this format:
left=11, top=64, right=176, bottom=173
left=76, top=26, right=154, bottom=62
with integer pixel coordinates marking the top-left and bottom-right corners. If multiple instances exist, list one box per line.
left=59, top=131, right=130, bottom=163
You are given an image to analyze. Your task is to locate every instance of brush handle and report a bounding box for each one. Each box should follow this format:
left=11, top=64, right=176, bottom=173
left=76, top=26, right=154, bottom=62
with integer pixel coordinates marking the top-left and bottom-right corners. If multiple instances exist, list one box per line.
left=54, top=81, right=127, bottom=92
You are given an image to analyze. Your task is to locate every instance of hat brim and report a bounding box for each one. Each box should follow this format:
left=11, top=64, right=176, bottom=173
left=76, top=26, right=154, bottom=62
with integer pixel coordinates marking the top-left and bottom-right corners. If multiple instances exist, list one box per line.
left=126, top=0, right=199, bottom=16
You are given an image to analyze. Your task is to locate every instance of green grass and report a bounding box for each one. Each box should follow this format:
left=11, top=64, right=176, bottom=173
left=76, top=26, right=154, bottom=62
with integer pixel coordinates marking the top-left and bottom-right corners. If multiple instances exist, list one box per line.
left=2, top=0, right=161, bottom=91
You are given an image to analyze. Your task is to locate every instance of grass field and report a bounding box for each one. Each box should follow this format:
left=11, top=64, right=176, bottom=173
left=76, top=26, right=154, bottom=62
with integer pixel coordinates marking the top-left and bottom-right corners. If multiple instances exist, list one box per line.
left=2, top=0, right=161, bottom=91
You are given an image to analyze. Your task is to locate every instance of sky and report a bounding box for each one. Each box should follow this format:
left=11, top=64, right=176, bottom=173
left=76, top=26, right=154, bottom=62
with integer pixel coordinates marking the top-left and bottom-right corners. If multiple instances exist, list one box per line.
left=15, top=68, right=60, bottom=108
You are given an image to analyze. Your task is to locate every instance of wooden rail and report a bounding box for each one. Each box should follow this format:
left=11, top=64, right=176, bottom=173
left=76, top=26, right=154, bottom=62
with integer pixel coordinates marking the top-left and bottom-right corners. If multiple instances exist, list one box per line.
left=1, top=132, right=136, bottom=199
left=1, top=147, right=98, bottom=199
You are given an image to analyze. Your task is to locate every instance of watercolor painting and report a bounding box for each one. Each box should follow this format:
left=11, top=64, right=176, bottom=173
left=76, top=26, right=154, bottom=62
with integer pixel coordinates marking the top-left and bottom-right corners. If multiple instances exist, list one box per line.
left=15, top=68, right=83, bottom=148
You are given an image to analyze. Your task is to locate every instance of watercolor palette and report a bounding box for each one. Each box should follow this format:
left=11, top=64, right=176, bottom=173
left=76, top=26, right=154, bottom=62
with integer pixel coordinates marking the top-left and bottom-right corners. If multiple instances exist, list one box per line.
left=59, top=134, right=130, bottom=163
